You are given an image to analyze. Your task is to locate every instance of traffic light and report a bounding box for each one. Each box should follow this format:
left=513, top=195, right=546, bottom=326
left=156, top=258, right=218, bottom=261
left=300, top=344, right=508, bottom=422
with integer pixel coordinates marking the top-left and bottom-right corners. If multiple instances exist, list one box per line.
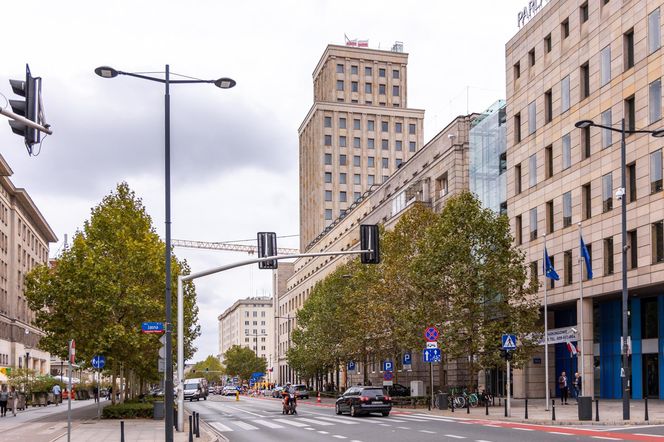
left=500, top=349, right=513, bottom=361
left=8, top=65, right=42, bottom=153
left=192, top=369, right=196, bottom=373
left=360, top=224, right=380, bottom=264
left=205, top=368, right=209, bottom=373
left=257, top=232, right=278, bottom=269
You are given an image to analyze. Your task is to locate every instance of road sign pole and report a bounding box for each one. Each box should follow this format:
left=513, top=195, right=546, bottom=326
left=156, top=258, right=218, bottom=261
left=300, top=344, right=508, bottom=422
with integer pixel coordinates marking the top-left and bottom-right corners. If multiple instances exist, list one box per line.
left=97, top=367, right=101, bottom=420
left=506, top=358, right=511, bottom=417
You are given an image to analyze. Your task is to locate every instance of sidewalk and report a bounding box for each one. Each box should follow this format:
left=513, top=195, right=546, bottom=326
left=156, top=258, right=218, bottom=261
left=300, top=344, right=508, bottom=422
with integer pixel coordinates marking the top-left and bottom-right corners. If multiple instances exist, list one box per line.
left=421, top=397, right=664, bottom=426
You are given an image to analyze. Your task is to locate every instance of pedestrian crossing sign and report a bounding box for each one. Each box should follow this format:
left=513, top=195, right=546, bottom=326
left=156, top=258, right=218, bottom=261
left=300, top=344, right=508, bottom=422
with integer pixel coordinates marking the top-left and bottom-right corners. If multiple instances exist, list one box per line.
left=502, top=334, right=517, bottom=350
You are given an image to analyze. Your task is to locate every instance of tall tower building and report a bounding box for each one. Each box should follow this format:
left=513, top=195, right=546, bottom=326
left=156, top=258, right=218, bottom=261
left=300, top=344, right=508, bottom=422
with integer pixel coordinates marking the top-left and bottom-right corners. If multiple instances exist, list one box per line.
left=298, top=44, right=425, bottom=251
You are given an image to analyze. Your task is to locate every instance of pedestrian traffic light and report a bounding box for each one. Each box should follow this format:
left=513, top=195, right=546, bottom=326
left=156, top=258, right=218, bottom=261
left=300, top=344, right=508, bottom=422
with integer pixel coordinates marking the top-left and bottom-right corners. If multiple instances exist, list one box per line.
left=7, top=65, right=42, bottom=153
left=257, top=232, right=278, bottom=269
left=205, top=368, right=209, bottom=373
left=500, top=349, right=513, bottom=361
left=360, top=224, right=380, bottom=264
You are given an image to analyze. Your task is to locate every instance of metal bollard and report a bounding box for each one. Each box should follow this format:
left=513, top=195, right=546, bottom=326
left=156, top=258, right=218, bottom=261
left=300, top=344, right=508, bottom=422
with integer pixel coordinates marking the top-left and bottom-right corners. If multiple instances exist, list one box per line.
left=492, top=394, right=495, bottom=407
left=451, top=397, right=454, bottom=412
left=645, top=397, right=649, bottom=422
left=195, top=411, right=200, bottom=438
left=504, top=396, right=507, bottom=417
left=552, top=400, right=556, bottom=421
left=525, top=398, right=528, bottom=420
left=467, top=398, right=470, bottom=414
left=189, top=415, right=193, bottom=442
left=120, top=421, right=125, bottom=442
left=595, top=399, right=599, bottom=422
left=485, top=398, right=489, bottom=416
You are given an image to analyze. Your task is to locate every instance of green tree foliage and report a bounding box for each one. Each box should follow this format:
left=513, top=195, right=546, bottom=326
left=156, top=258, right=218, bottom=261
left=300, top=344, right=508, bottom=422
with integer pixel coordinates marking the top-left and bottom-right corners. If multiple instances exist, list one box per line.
left=186, top=355, right=224, bottom=383
left=25, top=183, right=200, bottom=393
left=288, top=194, right=540, bottom=388
left=223, top=345, right=267, bottom=383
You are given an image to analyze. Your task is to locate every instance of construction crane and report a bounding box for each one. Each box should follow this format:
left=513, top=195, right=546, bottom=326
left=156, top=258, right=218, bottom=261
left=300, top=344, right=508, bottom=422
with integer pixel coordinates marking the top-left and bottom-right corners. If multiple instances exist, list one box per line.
left=171, top=239, right=299, bottom=255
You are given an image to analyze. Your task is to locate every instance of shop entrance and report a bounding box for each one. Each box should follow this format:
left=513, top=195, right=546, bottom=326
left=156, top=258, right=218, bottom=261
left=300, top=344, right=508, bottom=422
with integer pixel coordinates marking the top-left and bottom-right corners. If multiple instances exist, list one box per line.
left=643, top=354, right=659, bottom=398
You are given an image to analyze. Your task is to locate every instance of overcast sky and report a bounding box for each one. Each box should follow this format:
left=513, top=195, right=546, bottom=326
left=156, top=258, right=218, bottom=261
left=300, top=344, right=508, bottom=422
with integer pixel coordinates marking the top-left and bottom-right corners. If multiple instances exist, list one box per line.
left=2, top=0, right=530, bottom=364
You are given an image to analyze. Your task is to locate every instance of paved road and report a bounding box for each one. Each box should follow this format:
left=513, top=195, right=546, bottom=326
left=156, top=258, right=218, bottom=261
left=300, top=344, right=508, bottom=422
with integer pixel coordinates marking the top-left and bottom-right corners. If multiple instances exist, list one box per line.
left=186, top=395, right=664, bottom=442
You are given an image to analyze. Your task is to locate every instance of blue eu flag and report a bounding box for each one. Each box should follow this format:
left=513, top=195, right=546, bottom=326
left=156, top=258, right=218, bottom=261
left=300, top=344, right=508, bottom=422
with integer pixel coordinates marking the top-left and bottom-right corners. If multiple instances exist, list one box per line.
left=580, top=236, right=593, bottom=280
left=544, top=248, right=560, bottom=280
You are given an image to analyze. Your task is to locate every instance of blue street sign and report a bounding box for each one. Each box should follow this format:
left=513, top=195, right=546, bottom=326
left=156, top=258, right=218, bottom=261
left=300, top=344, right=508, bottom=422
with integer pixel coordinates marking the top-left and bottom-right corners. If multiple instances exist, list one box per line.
left=423, top=348, right=442, bottom=363
left=383, top=360, right=393, bottom=372
left=502, top=334, right=517, bottom=350
left=403, top=352, right=412, bottom=365
left=251, top=372, right=264, bottom=379
left=91, top=355, right=105, bottom=369
left=141, top=322, right=164, bottom=333
left=424, top=326, right=439, bottom=342
left=347, top=361, right=356, bottom=371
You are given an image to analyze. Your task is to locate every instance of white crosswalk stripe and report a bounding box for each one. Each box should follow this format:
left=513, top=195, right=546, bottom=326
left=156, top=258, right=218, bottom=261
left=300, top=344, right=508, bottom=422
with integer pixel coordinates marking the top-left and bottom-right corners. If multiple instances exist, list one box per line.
left=252, top=419, right=284, bottom=429
left=296, top=417, right=334, bottom=426
left=273, top=418, right=310, bottom=427
left=315, top=416, right=360, bottom=425
left=210, top=422, right=233, bottom=432
left=232, top=421, right=258, bottom=430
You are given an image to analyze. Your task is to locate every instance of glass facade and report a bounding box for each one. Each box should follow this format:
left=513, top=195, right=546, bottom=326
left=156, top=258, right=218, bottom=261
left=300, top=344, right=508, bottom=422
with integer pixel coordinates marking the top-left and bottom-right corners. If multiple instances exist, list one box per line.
left=469, top=100, right=507, bottom=214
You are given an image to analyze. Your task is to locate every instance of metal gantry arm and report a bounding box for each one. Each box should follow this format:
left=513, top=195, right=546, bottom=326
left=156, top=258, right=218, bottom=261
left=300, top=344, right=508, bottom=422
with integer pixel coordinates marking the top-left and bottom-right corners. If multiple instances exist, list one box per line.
left=175, top=248, right=372, bottom=430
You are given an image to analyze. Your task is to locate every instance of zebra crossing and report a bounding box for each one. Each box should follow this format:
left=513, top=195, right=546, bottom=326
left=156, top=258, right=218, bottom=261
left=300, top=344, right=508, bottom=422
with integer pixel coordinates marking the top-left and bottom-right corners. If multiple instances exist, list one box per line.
left=205, top=412, right=456, bottom=433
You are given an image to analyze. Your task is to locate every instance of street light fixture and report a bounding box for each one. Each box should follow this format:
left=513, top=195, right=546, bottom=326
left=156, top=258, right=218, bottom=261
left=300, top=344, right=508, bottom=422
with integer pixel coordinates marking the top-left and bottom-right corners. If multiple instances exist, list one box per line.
left=95, top=65, right=235, bottom=442
left=574, top=118, right=663, bottom=420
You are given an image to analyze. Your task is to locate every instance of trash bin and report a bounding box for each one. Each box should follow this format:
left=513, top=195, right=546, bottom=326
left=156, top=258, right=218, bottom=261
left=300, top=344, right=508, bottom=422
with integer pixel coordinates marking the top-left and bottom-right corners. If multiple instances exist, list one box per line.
left=577, top=396, right=592, bottom=421
left=436, top=393, right=448, bottom=410
left=153, top=400, right=165, bottom=420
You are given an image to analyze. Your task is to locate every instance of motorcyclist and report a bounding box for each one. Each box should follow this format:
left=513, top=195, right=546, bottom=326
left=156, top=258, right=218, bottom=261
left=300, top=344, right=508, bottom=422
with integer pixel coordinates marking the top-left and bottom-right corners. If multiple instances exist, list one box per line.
left=282, top=382, right=297, bottom=413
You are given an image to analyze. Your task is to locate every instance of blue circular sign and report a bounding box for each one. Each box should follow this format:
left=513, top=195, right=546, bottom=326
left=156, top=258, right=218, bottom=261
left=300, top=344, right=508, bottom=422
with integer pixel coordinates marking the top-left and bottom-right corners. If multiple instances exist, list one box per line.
left=92, top=355, right=105, bottom=369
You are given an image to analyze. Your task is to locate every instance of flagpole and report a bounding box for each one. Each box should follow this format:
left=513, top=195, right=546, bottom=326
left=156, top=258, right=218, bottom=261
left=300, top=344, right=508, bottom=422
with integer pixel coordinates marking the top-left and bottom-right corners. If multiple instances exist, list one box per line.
left=544, top=234, right=550, bottom=411
left=578, top=223, right=586, bottom=398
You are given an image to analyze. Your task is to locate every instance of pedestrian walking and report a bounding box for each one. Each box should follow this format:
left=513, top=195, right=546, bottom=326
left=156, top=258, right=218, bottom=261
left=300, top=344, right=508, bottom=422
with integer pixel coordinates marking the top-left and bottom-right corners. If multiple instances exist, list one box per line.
left=107, top=386, right=112, bottom=401
left=52, top=383, right=61, bottom=406
left=93, top=385, right=99, bottom=403
left=9, top=386, right=17, bottom=416
left=0, top=384, right=8, bottom=417
left=573, top=372, right=582, bottom=401
left=558, top=371, right=568, bottom=405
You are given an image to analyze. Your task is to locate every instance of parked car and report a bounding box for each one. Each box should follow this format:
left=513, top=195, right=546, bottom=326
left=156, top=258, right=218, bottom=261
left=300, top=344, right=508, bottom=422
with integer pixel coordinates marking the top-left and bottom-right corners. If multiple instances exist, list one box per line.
left=271, top=386, right=284, bottom=398
left=335, top=386, right=392, bottom=417
left=183, top=378, right=209, bottom=401
left=293, top=384, right=309, bottom=399
left=222, top=386, right=239, bottom=396
left=384, top=383, right=410, bottom=397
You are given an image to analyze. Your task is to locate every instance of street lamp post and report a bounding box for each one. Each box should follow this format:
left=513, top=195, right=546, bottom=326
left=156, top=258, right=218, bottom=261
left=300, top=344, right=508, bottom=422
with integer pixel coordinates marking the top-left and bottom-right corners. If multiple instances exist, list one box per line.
left=95, top=65, right=235, bottom=441
left=275, top=315, right=292, bottom=384
left=574, top=119, right=664, bottom=420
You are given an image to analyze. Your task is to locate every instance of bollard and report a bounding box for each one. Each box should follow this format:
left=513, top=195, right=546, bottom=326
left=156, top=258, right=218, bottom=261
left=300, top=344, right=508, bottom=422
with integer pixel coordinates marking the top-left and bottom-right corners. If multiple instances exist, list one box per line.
left=317, top=392, right=321, bottom=403
left=525, top=398, right=528, bottom=420
left=451, top=396, right=454, bottom=412
left=189, top=415, right=193, bottom=442
left=645, top=397, right=649, bottom=422
left=485, top=398, right=489, bottom=416
left=120, top=420, right=125, bottom=442
left=236, top=390, right=239, bottom=401
left=498, top=397, right=502, bottom=407
left=595, top=399, right=599, bottom=422
left=174, top=406, right=178, bottom=431
left=504, top=396, right=507, bottom=417
left=195, top=411, right=200, bottom=438
left=552, top=399, right=556, bottom=421
left=492, top=394, right=495, bottom=407
left=467, top=398, right=470, bottom=414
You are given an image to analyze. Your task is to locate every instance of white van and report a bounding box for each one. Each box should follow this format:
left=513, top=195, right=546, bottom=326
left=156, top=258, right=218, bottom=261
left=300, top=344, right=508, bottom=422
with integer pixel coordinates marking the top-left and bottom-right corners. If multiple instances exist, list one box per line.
left=183, top=378, right=209, bottom=401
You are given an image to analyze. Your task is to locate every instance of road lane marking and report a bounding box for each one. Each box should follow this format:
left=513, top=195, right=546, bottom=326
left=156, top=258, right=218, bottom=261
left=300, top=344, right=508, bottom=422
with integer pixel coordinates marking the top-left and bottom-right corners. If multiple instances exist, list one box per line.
left=315, top=416, right=360, bottom=425
left=475, top=440, right=493, bottom=442
left=444, top=435, right=466, bottom=439
left=591, top=437, right=621, bottom=441
left=419, top=430, right=437, bottom=434
left=252, top=419, right=284, bottom=429
left=232, top=421, right=258, bottom=430
left=318, top=430, right=330, bottom=434
left=397, top=426, right=411, bottom=430
left=403, top=415, right=454, bottom=423
left=209, top=422, right=233, bottom=432
left=332, top=436, right=347, bottom=439
left=635, top=435, right=664, bottom=438
left=483, top=424, right=500, bottom=428
left=514, top=428, right=534, bottom=431
left=296, top=418, right=334, bottom=426
left=214, top=404, right=265, bottom=417
left=548, top=432, right=573, bottom=436
left=305, top=427, right=315, bottom=430
left=273, top=418, right=310, bottom=427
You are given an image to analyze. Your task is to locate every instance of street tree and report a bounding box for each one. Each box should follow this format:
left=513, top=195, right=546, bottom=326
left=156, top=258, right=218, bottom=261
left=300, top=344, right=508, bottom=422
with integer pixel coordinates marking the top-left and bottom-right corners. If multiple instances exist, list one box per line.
left=223, top=345, right=266, bottom=383
left=186, top=355, right=225, bottom=383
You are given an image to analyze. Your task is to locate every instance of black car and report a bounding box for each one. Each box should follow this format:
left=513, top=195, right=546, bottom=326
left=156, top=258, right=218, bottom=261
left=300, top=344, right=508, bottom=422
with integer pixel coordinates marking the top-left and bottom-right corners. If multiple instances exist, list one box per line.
left=335, top=386, right=392, bottom=417
left=384, top=383, right=410, bottom=397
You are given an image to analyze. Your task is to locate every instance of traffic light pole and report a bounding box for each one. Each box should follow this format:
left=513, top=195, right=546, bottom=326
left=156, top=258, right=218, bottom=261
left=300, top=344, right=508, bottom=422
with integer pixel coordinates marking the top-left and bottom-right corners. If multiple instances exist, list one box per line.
left=175, top=248, right=373, bottom=431
left=0, top=108, right=52, bottom=134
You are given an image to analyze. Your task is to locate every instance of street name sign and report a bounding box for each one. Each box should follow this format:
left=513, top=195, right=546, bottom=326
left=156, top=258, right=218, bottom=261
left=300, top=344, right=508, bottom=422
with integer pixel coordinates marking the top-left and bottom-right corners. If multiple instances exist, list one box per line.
left=142, top=322, right=164, bottom=334
left=502, top=334, right=517, bottom=350
left=91, top=355, right=106, bottom=369
left=423, top=348, right=441, bottom=363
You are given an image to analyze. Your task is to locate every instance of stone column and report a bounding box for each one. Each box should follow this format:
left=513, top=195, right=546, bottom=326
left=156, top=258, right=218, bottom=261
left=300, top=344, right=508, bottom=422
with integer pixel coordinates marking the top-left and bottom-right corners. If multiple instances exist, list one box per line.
left=577, top=296, right=594, bottom=397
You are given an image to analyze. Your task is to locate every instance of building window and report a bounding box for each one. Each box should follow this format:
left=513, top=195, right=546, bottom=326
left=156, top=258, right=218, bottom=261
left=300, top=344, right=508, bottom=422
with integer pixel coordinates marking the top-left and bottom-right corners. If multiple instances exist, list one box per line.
left=546, top=200, right=554, bottom=234
left=514, top=61, right=521, bottom=79
left=382, top=158, right=389, bottom=169
left=564, top=250, right=573, bottom=286
left=628, top=229, right=638, bottom=269
left=354, top=191, right=361, bottom=201
left=652, top=150, right=663, bottom=193
left=395, top=140, right=402, bottom=151
left=393, top=69, right=400, bottom=79
left=395, top=122, right=403, bottom=133
left=544, top=90, right=552, bottom=124
left=624, top=28, right=635, bottom=70
left=353, top=119, right=361, bottom=130
left=339, top=136, right=347, bottom=147
left=602, top=172, right=613, bottom=212
left=324, top=190, right=332, bottom=201
left=580, top=62, right=590, bottom=99
left=562, top=133, right=571, bottom=170
left=324, top=153, right=332, bottom=165
left=379, top=84, right=386, bottom=95
left=339, top=173, right=346, bottom=184
left=529, top=154, right=537, bottom=187
left=627, top=162, right=637, bottom=202
left=409, top=141, right=416, bottom=152
left=396, top=158, right=403, bottom=167
left=649, top=8, right=661, bottom=54
left=409, top=123, right=416, bottom=135
left=393, top=85, right=400, bottom=96
left=530, top=207, right=538, bottom=241
left=368, top=138, right=375, bottom=149
left=514, top=113, right=521, bottom=143
left=650, top=79, right=662, bottom=124
left=529, top=48, right=535, bottom=67
left=351, top=65, right=358, bottom=75
left=581, top=126, right=591, bottom=159
left=336, top=80, right=344, bottom=91
left=515, top=164, right=522, bottom=194
left=353, top=155, right=360, bottom=167
left=382, top=121, right=389, bottom=132
left=368, top=120, right=374, bottom=131
left=580, top=2, right=589, bottom=23
left=324, top=116, right=331, bottom=127
left=336, top=63, right=344, bottom=73
left=367, top=156, right=374, bottom=168
left=561, top=76, right=570, bottom=113
left=653, top=221, right=664, bottom=263
left=530, top=261, right=539, bottom=287
left=380, top=139, right=388, bottom=150
left=365, top=83, right=372, bottom=94
left=351, top=81, right=358, bottom=92
left=545, top=145, right=553, bottom=179
left=582, top=183, right=591, bottom=220
left=368, top=174, right=375, bottom=185
left=354, top=174, right=361, bottom=185
left=324, top=135, right=332, bottom=146
left=365, top=66, right=372, bottom=76
left=563, top=191, right=572, bottom=228
left=545, top=33, right=552, bottom=52
left=339, top=154, right=347, bottom=166
left=625, top=95, right=636, bottom=132
left=379, top=68, right=386, bottom=77
left=339, top=191, right=347, bottom=202
left=528, top=101, right=537, bottom=134
left=354, top=137, right=361, bottom=148
left=325, top=172, right=332, bottom=183
left=515, top=215, right=523, bottom=245
left=325, top=209, right=332, bottom=220
left=562, top=18, right=570, bottom=39
left=604, top=237, right=614, bottom=275
left=600, top=45, right=611, bottom=86
left=601, top=109, right=612, bottom=148
left=642, top=298, right=659, bottom=339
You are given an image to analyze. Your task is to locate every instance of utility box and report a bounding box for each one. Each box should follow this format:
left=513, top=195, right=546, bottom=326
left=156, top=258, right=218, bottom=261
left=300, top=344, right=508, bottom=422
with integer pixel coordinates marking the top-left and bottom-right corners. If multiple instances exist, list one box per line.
left=577, top=396, right=592, bottom=421
left=153, top=400, right=164, bottom=420
left=436, top=393, right=448, bottom=410
left=410, top=380, right=424, bottom=397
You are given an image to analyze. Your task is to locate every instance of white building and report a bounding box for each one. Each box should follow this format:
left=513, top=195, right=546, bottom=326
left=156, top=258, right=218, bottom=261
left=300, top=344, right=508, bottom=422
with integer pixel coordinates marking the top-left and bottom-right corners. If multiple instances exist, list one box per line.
left=218, top=297, right=274, bottom=368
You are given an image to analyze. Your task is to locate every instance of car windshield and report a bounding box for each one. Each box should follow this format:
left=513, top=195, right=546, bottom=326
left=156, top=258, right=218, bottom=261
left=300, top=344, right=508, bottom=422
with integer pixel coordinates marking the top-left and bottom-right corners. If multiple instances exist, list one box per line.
left=295, top=386, right=306, bottom=391
left=184, top=384, right=198, bottom=390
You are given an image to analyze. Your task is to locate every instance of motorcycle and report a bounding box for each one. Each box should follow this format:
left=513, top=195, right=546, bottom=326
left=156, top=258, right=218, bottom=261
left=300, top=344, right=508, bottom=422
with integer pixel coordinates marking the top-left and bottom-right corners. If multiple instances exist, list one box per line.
left=282, top=392, right=297, bottom=415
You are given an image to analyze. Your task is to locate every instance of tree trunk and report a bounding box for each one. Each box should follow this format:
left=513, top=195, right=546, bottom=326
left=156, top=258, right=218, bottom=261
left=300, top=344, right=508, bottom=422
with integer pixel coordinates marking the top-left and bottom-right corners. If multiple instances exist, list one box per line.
left=111, top=360, right=117, bottom=405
